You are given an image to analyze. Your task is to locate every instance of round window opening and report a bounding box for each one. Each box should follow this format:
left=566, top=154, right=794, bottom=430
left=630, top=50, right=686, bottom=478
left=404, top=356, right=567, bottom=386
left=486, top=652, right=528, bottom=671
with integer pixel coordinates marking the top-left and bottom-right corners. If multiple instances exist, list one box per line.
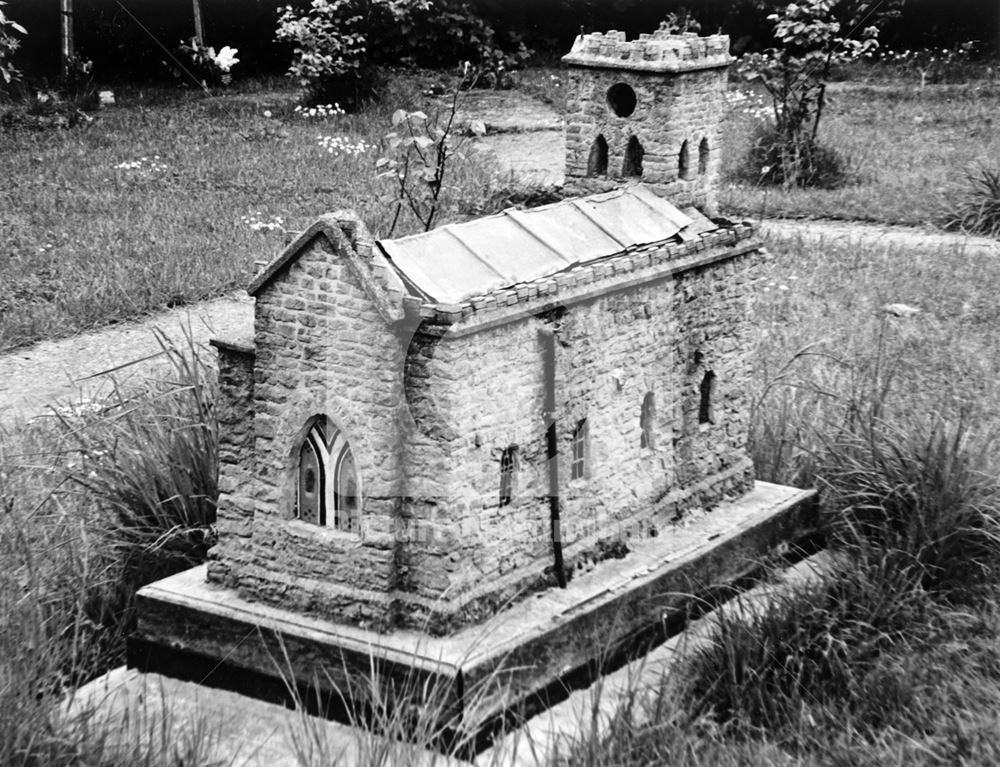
left=606, top=83, right=637, bottom=117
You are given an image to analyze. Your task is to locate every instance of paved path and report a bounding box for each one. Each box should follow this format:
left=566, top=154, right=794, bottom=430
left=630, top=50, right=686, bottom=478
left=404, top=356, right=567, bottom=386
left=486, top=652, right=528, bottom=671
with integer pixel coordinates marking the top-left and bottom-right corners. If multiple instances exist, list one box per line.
left=1, top=89, right=996, bottom=426
left=0, top=293, right=253, bottom=426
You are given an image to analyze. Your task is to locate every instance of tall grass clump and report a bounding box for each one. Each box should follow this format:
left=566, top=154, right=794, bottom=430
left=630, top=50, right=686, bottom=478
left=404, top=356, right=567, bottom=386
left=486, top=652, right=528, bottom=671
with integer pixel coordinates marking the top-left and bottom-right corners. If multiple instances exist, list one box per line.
left=943, top=165, right=1000, bottom=237
left=0, top=329, right=220, bottom=765
left=824, top=414, right=1000, bottom=601
left=55, top=327, right=218, bottom=590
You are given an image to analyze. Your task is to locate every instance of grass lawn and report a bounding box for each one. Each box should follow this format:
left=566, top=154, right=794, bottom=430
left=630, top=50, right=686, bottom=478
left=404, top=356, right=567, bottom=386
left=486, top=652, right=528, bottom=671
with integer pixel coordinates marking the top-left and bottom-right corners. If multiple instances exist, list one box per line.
left=0, top=77, right=502, bottom=352
left=2, top=68, right=998, bottom=352
left=720, top=80, right=1000, bottom=226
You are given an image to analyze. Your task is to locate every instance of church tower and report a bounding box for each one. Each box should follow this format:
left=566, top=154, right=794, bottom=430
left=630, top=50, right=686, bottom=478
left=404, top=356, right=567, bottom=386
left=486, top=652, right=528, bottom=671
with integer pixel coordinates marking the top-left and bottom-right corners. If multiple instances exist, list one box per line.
left=562, top=29, right=732, bottom=214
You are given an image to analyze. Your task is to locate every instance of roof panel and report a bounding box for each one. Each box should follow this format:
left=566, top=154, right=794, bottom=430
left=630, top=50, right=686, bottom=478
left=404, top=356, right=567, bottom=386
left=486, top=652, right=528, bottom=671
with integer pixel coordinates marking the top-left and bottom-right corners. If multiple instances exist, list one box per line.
left=377, top=185, right=695, bottom=305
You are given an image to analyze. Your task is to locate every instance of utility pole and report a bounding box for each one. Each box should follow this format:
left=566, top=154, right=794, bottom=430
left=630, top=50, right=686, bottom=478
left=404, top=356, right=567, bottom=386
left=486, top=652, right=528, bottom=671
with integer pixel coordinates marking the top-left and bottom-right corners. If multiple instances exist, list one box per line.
left=192, top=0, right=205, bottom=45
left=59, top=0, right=74, bottom=79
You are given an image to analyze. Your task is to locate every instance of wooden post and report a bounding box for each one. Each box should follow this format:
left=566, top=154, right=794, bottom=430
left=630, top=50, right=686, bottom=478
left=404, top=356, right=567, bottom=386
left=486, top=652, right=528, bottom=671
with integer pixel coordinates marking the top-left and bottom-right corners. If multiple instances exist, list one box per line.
left=192, top=0, right=205, bottom=45
left=60, top=0, right=74, bottom=79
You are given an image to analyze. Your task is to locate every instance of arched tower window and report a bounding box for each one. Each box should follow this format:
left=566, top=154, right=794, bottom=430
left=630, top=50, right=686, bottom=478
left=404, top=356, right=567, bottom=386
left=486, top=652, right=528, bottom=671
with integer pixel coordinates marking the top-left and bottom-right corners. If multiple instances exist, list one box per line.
left=698, top=137, right=710, bottom=175
left=499, top=445, right=518, bottom=507
left=587, top=134, right=608, bottom=176
left=699, top=371, right=716, bottom=425
left=623, top=136, right=644, bottom=178
left=640, top=392, right=655, bottom=449
left=679, top=139, right=691, bottom=180
left=571, top=418, right=588, bottom=480
left=295, top=417, right=360, bottom=532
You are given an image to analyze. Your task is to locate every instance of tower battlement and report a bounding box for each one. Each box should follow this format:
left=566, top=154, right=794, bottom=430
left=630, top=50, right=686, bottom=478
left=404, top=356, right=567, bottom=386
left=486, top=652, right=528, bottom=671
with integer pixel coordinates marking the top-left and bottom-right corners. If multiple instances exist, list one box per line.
left=563, top=30, right=731, bottom=72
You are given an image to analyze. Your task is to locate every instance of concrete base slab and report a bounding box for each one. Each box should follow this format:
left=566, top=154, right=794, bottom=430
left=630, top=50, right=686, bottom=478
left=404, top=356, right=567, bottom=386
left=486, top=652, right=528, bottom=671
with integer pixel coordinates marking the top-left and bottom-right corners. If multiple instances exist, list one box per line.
left=130, top=481, right=817, bottom=749
left=479, top=551, right=834, bottom=766
left=65, top=666, right=463, bottom=767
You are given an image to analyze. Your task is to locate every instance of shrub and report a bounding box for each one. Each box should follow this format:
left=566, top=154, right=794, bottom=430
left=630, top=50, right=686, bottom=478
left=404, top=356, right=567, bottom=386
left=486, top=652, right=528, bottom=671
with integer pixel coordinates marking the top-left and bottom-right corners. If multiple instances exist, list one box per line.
left=275, top=0, right=424, bottom=108
left=737, top=0, right=886, bottom=188
left=943, top=166, right=1000, bottom=238
left=169, top=37, right=240, bottom=89
left=275, top=0, right=532, bottom=106
left=0, top=0, right=26, bottom=90
left=739, top=120, right=849, bottom=189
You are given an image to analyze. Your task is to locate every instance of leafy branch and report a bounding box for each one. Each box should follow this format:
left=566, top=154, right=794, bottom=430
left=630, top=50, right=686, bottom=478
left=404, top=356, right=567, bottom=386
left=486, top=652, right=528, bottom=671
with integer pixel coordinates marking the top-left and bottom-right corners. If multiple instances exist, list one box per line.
left=375, top=83, right=484, bottom=235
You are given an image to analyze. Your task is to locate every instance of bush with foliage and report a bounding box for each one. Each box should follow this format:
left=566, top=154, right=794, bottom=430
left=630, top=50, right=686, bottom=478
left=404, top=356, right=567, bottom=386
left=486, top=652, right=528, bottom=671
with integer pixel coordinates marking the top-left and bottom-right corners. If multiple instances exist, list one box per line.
left=0, top=0, right=26, bottom=89
left=737, top=0, right=885, bottom=187
left=275, top=0, right=428, bottom=108
left=275, top=0, right=532, bottom=105
left=171, top=37, right=240, bottom=89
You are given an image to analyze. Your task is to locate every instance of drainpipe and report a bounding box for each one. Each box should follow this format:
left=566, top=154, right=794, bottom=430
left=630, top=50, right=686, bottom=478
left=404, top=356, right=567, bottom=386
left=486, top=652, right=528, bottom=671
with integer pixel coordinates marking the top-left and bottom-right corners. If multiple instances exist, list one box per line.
left=539, top=326, right=566, bottom=589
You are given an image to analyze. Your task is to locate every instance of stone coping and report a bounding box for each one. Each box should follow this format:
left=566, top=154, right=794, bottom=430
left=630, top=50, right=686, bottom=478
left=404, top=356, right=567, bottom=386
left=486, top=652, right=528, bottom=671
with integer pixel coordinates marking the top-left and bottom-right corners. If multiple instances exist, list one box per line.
left=410, top=223, right=759, bottom=335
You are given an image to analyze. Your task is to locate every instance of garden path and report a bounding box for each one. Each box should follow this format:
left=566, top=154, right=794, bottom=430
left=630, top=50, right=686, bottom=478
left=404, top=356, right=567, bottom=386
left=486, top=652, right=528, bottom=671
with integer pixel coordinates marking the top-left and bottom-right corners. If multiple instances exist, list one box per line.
left=0, top=91, right=996, bottom=426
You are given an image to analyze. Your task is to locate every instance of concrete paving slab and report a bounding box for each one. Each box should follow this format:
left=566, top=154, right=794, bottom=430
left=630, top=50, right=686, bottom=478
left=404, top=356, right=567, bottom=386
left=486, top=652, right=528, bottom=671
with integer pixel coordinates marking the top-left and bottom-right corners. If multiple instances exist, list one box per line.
left=67, top=665, right=466, bottom=767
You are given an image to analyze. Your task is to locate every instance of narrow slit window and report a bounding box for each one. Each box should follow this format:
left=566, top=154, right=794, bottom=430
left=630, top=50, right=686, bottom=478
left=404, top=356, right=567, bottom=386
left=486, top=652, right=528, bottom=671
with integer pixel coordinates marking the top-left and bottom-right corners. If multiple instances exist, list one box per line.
left=623, top=136, right=644, bottom=177
left=640, top=392, right=655, bottom=449
left=571, top=418, right=588, bottom=480
left=698, top=137, right=710, bottom=175
left=499, top=445, right=518, bottom=507
left=679, top=139, right=691, bottom=180
left=587, top=134, right=608, bottom=176
left=699, top=371, right=716, bottom=425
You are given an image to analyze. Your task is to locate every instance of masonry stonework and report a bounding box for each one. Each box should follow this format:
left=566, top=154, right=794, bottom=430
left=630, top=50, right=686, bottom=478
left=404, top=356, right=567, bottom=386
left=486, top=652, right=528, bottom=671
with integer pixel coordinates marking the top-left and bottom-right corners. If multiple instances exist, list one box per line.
left=562, top=29, right=731, bottom=214
left=202, top=28, right=763, bottom=637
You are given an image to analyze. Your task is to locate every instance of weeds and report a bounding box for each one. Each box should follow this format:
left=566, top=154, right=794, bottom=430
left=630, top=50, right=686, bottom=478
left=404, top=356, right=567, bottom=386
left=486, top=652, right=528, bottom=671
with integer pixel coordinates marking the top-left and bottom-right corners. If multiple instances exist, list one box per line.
left=0, top=329, right=220, bottom=766
left=55, top=327, right=218, bottom=588
left=944, top=165, right=1000, bottom=238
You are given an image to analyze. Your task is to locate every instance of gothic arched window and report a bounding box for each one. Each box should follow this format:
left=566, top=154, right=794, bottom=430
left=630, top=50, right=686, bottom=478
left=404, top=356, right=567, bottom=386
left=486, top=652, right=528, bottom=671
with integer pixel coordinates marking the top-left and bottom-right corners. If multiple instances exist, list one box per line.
left=296, top=417, right=360, bottom=532
left=587, top=134, right=609, bottom=176
left=623, top=136, right=644, bottom=177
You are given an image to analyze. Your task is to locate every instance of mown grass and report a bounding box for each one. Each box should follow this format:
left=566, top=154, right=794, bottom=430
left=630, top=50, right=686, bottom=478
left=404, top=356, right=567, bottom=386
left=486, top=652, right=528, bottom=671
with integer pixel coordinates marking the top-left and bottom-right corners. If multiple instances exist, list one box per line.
left=720, top=80, right=1000, bottom=227
left=0, top=76, right=504, bottom=352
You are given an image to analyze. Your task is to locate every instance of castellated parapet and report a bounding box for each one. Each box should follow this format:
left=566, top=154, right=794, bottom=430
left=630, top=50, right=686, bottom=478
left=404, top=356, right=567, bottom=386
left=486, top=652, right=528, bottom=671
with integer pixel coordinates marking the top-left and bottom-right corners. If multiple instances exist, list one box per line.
left=562, top=29, right=732, bottom=214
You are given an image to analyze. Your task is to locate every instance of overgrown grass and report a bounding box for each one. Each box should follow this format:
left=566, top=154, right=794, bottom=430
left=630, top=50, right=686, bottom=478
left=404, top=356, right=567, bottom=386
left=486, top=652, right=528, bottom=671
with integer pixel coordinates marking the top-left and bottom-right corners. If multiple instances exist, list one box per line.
left=561, top=222, right=1000, bottom=764
left=0, top=76, right=505, bottom=351
left=720, top=80, right=1000, bottom=227
left=944, top=165, right=1000, bottom=237
left=0, top=329, right=219, bottom=766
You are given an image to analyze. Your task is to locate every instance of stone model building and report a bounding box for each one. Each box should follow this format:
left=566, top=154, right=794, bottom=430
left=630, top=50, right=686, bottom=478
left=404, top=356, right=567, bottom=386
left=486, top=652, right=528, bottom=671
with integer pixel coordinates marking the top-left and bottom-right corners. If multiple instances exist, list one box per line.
left=562, top=28, right=731, bottom=213
left=133, top=28, right=821, bottom=729
left=206, top=187, right=762, bottom=635
left=201, top=27, right=765, bottom=637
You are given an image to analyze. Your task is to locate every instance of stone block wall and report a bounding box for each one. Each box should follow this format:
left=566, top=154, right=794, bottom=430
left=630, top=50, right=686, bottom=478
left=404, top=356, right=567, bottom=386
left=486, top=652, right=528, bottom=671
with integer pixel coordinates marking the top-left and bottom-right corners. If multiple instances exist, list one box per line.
left=206, top=340, right=255, bottom=584
left=562, top=31, right=730, bottom=213
left=393, top=241, right=760, bottom=632
left=209, top=226, right=408, bottom=631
